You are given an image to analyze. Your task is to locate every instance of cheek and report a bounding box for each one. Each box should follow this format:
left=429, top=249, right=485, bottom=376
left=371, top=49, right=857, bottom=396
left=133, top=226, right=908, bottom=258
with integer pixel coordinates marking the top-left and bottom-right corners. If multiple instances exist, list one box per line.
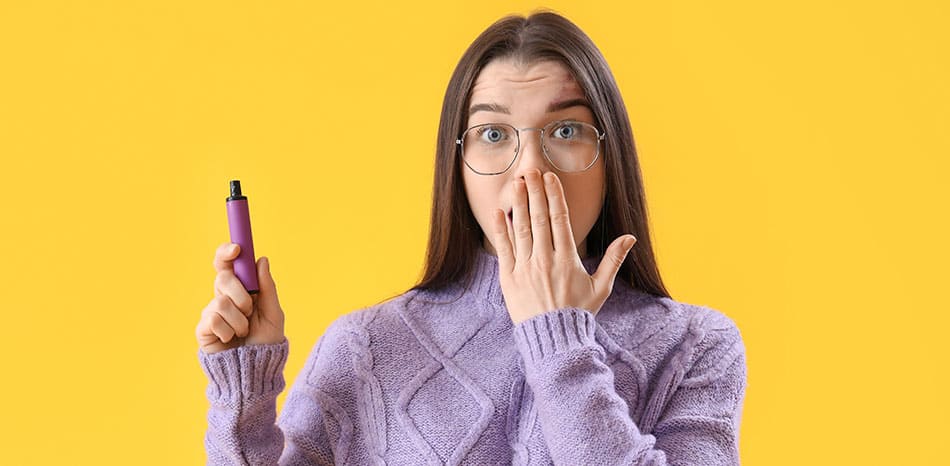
left=566, top=188, right=602, bottom=228
left=563, top=172, right=606, bottom=238
left=462, top=174, right=502, bottom=228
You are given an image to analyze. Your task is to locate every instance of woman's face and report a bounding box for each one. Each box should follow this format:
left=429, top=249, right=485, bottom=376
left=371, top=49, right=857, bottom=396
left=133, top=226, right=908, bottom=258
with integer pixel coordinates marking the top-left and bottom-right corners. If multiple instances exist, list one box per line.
left=462, top=58, right=606, bottom=258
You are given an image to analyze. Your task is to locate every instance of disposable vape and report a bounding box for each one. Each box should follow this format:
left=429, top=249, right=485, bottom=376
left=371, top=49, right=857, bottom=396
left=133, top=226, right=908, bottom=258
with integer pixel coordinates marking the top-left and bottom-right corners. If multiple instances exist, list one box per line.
left=226, top=179, right=259, bottom=294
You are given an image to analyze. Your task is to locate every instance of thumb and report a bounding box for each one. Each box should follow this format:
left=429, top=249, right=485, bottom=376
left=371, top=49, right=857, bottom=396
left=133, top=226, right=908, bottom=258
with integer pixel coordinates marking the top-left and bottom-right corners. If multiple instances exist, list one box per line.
left=254, top=256, right=281, bottom=316
left=592, top=235, right=636, bottom=293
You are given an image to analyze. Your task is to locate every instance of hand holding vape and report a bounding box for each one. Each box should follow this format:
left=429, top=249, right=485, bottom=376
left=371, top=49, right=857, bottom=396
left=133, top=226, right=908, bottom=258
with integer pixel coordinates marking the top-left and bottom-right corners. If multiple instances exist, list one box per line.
left=195, top=180, right=285, bottom=354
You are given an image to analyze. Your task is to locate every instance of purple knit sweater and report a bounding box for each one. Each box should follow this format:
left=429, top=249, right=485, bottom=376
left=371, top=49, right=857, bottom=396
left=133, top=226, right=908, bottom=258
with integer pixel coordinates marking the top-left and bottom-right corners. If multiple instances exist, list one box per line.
left=198, top=248, right=747, bottom=465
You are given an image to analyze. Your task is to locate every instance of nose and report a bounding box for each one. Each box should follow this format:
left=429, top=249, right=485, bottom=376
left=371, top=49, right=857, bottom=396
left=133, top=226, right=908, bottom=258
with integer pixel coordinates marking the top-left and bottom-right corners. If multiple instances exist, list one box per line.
left=510, top=129, right=552, bottom=179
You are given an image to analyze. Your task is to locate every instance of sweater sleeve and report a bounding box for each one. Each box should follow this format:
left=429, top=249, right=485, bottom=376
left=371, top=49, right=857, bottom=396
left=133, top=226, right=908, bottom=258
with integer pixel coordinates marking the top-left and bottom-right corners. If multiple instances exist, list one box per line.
left=198, top=318, right=352, bottom=465
left=512, top=307, right=747, bottom=466
left=198, top=339, right=291, bottom=465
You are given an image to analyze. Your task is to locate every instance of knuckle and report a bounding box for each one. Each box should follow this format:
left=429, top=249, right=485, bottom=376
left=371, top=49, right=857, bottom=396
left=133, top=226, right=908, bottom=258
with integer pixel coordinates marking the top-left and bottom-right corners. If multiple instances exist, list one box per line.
left=224, top=297, right=242, bottom=315
left=220, top=298, right=238, bottom=316
left=216, top=269, right=231, bottom=282
left=550, top=212, right=570, bottom=225
left=238, top=296, right=253, bottom=314
left=492, top=218, right=507, bottom=235
left=515, top=223, right=532, bottom=237
left=211, top=295, right=228, bottom=310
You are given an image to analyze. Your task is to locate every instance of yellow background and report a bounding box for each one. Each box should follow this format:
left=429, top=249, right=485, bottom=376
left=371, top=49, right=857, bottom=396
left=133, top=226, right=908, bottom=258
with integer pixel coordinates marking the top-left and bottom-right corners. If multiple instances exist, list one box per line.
left=1, top=1, right=947, bottom=464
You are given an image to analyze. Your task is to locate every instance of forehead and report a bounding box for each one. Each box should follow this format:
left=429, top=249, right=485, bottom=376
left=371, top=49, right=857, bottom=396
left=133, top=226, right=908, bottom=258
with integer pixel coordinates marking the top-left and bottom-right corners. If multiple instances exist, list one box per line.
left=470, top=59, right=584, bottom=101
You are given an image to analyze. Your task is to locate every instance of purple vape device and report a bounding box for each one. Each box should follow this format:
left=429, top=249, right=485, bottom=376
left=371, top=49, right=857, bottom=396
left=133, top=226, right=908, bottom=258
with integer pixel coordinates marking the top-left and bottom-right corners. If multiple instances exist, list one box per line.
left=226, top=180, right=259, bottom=294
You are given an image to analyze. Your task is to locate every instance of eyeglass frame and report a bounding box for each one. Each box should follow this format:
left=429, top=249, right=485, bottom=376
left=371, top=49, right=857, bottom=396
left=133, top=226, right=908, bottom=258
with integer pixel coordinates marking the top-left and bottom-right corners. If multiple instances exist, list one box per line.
left=455, top=119, right=607, bottom=176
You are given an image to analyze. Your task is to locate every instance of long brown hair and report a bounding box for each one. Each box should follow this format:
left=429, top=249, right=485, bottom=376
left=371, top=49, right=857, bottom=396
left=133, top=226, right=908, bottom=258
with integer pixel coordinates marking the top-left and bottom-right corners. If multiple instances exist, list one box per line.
left=411, top=11, right=670, bottom=299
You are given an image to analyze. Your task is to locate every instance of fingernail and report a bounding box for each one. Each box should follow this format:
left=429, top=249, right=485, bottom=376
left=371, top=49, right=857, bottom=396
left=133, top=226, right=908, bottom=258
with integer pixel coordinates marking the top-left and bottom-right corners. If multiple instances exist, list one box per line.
left=230, top=244, right=239, bottom=254
left=624, top=236, right=636, bottom=250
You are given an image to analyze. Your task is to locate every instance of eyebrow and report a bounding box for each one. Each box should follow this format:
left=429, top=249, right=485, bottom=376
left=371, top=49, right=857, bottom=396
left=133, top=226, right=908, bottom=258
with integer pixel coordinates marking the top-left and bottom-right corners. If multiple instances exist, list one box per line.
left=468, top=98, right=591, bottom=116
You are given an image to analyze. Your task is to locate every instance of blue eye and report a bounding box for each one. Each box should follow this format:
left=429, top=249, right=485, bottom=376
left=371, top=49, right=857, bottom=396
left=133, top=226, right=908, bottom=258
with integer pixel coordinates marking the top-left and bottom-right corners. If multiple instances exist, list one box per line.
left=478, top=126, right=507, bottom=143
left=553, top=124, right=578, bottom=139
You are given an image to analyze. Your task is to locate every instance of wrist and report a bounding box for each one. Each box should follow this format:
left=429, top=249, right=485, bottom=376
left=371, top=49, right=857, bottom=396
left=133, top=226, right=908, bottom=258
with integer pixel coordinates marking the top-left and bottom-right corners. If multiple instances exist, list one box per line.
left=512, top=307, right=599, bottom=364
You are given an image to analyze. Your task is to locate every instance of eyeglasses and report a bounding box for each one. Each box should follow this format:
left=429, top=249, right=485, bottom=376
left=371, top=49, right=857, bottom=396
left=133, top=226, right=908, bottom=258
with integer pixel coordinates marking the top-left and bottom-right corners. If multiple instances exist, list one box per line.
left=456, top=119, right=606, bottom=175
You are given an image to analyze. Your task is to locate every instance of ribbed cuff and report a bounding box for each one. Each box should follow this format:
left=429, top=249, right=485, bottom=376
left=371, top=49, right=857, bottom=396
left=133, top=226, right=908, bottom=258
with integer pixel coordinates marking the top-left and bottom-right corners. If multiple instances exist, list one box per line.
left=512, top=308, right=598, bottom=365
left=198, top=338, right=290, bottom=405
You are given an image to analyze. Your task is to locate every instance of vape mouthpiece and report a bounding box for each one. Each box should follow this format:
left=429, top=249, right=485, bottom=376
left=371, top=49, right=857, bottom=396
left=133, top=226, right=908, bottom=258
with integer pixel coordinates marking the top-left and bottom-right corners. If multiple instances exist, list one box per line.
left=230, top=180, right=243, bottom=197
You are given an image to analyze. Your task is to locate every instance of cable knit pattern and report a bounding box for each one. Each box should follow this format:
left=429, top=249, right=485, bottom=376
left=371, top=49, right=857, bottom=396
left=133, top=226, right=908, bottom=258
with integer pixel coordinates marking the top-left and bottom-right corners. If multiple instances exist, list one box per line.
left=198, top=248, right=748, bottom=465
left=345, top=310, right=388, bottom=466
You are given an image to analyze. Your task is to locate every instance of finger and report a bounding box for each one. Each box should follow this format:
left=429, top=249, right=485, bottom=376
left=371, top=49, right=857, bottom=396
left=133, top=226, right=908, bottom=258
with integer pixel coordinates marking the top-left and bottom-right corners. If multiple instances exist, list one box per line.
left=208, top=313, right=236, bottom=343
left=592, top=235, right=636, bottom=294
left=489, top=209, right=515, bottom=273
left=511, top=177, right=533, bottom=260
left=213, top=242, right=241, bottom=273
left=208, top=295, right=250, bottom=338
left=203, top=296, right=248, bottom=343
left=255, top=257, right=282, bottom=319
left=214, top=269, right=253, bottom=317
left=543, top=172, right=576, bottom=253
left=505, top=207, right=515, bottom=257
left=196, top=319, right=225, bottom=348
left=525, top=170, right=553, bottom=257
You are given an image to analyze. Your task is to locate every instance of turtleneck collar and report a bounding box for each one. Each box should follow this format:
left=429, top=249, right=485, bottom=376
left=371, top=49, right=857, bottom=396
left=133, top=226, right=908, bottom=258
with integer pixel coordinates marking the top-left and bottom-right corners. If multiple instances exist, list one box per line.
left=464, top=246, right=606, bottom=309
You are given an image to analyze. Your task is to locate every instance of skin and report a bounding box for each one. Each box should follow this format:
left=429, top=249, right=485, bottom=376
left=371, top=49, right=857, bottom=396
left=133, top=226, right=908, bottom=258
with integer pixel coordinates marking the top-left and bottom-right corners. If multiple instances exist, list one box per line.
left=462, top=58, right=637, bottom=324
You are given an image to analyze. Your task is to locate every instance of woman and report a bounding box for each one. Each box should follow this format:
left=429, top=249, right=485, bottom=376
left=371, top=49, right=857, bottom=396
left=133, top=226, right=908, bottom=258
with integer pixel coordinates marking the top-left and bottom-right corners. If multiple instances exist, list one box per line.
left=196, top=11, right=747, bottom=465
